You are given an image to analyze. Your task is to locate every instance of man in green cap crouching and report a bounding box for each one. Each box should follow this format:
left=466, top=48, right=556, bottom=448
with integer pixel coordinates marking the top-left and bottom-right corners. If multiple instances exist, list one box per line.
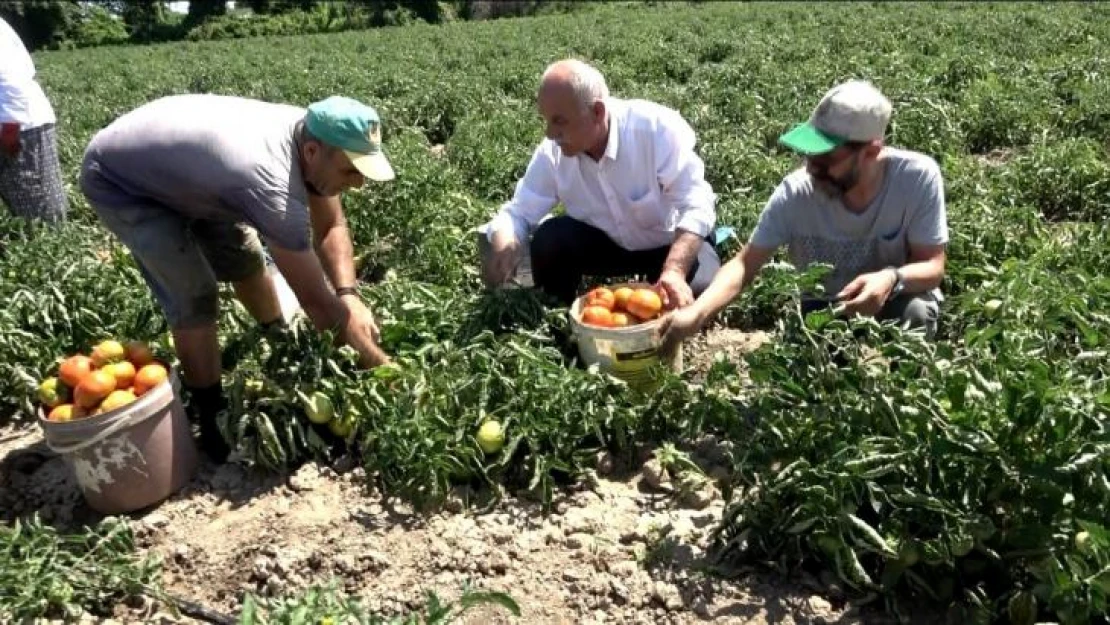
left=660, top=80, right=949, bottom=350
left=80, top=94, right=395, bottom=462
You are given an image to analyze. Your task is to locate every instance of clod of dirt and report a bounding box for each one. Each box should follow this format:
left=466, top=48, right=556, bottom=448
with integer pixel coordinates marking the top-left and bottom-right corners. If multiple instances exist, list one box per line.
left=685, top=327, right=771, bottom=378
left=640, top=458, right=669, bottom=490
left=595, top=450, right=617, bottom=475
left=288, top=464, right=321, bottom=492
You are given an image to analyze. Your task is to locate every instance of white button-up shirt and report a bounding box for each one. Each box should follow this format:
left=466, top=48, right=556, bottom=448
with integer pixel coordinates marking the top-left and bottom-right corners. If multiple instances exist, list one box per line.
left=0, top=18, right=56, bottom=128
left=483, top=97, right=716, bottom=252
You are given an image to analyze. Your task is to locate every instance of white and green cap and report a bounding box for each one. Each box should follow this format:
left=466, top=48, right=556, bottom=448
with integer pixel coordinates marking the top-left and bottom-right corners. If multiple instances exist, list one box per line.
left=779, top=80, right=892, bottom=155
left=305, top=96, right=395, bottom=182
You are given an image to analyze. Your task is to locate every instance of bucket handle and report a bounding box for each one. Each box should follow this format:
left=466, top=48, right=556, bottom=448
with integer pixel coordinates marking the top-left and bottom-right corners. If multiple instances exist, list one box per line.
left=45, top=406, right=155, bottom=456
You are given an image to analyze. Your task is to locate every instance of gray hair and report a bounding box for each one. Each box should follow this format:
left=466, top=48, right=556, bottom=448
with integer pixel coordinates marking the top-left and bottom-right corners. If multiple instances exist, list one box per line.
left=295, top=119, right=339, bottom=156
left=542, top=59, right=609, bottom=111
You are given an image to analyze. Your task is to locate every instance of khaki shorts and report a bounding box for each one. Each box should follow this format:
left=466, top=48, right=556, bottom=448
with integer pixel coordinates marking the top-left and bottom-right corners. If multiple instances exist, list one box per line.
left=79, top=158, right=266, bottom=328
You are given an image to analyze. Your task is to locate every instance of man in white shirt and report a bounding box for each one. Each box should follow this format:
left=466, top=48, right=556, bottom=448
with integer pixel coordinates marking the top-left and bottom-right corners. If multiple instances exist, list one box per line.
left=0, top=17, right=67, bottom=223
left=480, top=59, right=720, bottom=307
left=661, top=80, right=949, bottom=350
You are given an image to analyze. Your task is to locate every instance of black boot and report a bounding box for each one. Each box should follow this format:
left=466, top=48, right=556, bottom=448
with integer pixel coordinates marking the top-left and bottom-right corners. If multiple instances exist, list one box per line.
left=185, top=383, right=231, bottom=463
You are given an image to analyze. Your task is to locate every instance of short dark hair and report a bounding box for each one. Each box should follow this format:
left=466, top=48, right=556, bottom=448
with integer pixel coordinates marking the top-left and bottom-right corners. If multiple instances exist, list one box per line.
left=295, top=119, right=339, bottom=156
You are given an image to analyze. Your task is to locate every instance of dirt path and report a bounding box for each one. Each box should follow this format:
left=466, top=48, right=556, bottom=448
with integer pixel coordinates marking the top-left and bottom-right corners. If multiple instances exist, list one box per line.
left=0, top=329, right=897, bottom=624
left=0, top=421, right=857, bottom=625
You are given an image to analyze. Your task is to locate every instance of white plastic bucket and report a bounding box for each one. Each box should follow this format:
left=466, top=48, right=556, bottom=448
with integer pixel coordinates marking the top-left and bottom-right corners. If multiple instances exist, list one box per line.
left=568, top=283, right=682, bottom=390
left=37, top=368, right=198, bottom=515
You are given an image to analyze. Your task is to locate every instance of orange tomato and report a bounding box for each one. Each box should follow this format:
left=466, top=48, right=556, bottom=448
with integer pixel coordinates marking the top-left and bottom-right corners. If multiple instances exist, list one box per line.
left=133, top=363, right=169, bottom=396
left=584, top=287, right=616, bottom=311
left=626, top=288, right=663, bottom=320
left=58, top=355, right=95, bottom=388
left=125, top=341, right=154, bottom=367
left=610, top=312, right=632, bottom=327
left=103, top=360, right=136, bottom=390
left=613, top=287, right=634, bottom=312
left=581, top=305, right=614, bottom=327
left=74, top=370, right=117, bottom=409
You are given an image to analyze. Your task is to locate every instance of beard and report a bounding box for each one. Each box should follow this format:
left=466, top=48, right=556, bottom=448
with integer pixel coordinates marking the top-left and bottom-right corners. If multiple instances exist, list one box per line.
left=811, top=163, right=861, bottom=199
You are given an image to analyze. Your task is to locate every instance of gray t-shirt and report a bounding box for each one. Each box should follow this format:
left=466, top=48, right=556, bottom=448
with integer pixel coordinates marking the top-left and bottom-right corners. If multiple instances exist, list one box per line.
left=84, top=94, right=312, bottom=251
left=749, top=148, right=948, bottom=299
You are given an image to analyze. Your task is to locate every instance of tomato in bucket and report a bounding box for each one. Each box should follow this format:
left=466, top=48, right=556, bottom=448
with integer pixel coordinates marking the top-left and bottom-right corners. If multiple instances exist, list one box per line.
left=568, top=282, right=682, bottom=391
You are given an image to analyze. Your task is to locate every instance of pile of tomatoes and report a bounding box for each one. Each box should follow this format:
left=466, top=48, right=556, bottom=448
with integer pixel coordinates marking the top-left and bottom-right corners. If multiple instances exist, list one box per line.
left=38, top=339, right=170, bottom=422
left=577, top=284, right=664, bottom=328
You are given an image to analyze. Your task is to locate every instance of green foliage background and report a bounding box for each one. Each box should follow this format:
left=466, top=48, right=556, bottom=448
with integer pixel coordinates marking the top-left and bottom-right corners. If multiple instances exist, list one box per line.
left=0, top=3, right=1108, bottom=624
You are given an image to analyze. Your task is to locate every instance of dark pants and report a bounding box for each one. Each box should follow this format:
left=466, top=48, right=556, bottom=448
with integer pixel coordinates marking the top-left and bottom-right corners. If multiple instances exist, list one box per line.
left=802, top=291, right=940, bottom=339
left=530, top=216, right=721, bottom=305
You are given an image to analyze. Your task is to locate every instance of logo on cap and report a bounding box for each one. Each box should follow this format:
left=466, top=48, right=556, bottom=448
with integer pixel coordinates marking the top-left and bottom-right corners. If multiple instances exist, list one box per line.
left=306, top=95, right=395, bottom=182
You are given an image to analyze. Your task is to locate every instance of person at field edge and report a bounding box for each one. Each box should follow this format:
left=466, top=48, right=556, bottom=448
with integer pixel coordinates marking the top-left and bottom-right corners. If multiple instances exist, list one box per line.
left=660, top=80, right=949, bottom=350
left=79, top=94, right=395, bottom=462
left=0, top=17, right=68, bottom=223
left=479, top=58, right=721, bottom=309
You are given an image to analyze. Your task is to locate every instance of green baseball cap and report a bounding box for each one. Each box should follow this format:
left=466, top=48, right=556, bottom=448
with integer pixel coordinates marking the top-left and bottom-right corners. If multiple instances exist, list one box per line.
left=779, top=80, right=893, bottom=156
left=305, top=96, right=395, bottom=182
left=778, top=123, right=847, bottom=156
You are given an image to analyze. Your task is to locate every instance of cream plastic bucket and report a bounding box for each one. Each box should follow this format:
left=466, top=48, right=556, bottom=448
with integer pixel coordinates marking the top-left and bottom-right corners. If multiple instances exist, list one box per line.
left=37, top=368, right=198, bottom=515
left=568, top=283, right=682, bottom=390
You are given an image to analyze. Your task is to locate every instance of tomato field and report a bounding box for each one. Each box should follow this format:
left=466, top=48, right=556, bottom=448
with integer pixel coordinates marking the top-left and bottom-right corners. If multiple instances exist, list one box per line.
left=1, top=2, right=1109, bottom=623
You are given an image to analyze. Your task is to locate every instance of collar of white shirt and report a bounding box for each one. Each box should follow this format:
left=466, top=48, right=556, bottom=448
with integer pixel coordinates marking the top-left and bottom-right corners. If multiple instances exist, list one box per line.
left=602, top=103, right=620, bottom=162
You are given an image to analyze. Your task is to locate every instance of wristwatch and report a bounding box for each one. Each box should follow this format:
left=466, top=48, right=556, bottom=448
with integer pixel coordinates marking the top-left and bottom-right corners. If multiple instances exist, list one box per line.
left=885, top=266, right=905, bottom=300
left=335, top=285, right=359, bottom=298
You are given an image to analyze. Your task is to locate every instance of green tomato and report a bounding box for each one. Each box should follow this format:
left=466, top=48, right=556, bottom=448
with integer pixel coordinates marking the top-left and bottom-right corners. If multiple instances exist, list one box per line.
left=477, top=420, right=505, bottom=454
left=328, top=414, right=354, bottom=438
left=1075, top=531, right=1092, bottom=554
left=899, top=541, right=920, bottom=567
left=38, top=377, right=66, bottom=408
left=815, top=534, right=841, bottom=557
left=244, top=379, right=265, bottom=398
left=300, top=391, right=335, bottom=425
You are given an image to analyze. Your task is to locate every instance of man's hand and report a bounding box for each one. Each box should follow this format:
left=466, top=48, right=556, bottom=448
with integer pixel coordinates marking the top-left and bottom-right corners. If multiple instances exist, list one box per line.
left=657, top=305, right=705, bottom=355
left=0, top=123, right=20, bottom=158
left=655, top=269, right=694, bottom=310
left=341, top=294, right=390, bottom=367
left=484, top=227, right=522, bottom=286
left=836, top=269, right=898, bottom=317
left=342, top=294, right=381, bottom=342
left=656, top=230, right=702, bottom=309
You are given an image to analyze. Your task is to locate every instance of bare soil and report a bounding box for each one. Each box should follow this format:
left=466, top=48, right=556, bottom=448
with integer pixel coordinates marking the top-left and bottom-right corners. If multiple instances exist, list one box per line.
left=0, top=330, right=915, bottom=625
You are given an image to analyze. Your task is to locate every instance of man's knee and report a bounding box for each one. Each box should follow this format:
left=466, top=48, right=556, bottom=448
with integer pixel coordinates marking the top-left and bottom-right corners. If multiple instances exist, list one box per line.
left=897, top=295, right=939, bottom=338
left=530, top=216, right=576, bottom=264
left=193, top=221, right=265, bottom=283
left=176, top=290, right=221, bottom=329
left=688, top=242, right=721, bottom=296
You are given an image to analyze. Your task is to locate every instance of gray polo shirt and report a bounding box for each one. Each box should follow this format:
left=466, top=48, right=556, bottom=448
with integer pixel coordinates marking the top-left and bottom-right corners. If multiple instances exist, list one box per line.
left=83, top=94, right=312, bottom=251
left=749, top=148, right=948, bottom=299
